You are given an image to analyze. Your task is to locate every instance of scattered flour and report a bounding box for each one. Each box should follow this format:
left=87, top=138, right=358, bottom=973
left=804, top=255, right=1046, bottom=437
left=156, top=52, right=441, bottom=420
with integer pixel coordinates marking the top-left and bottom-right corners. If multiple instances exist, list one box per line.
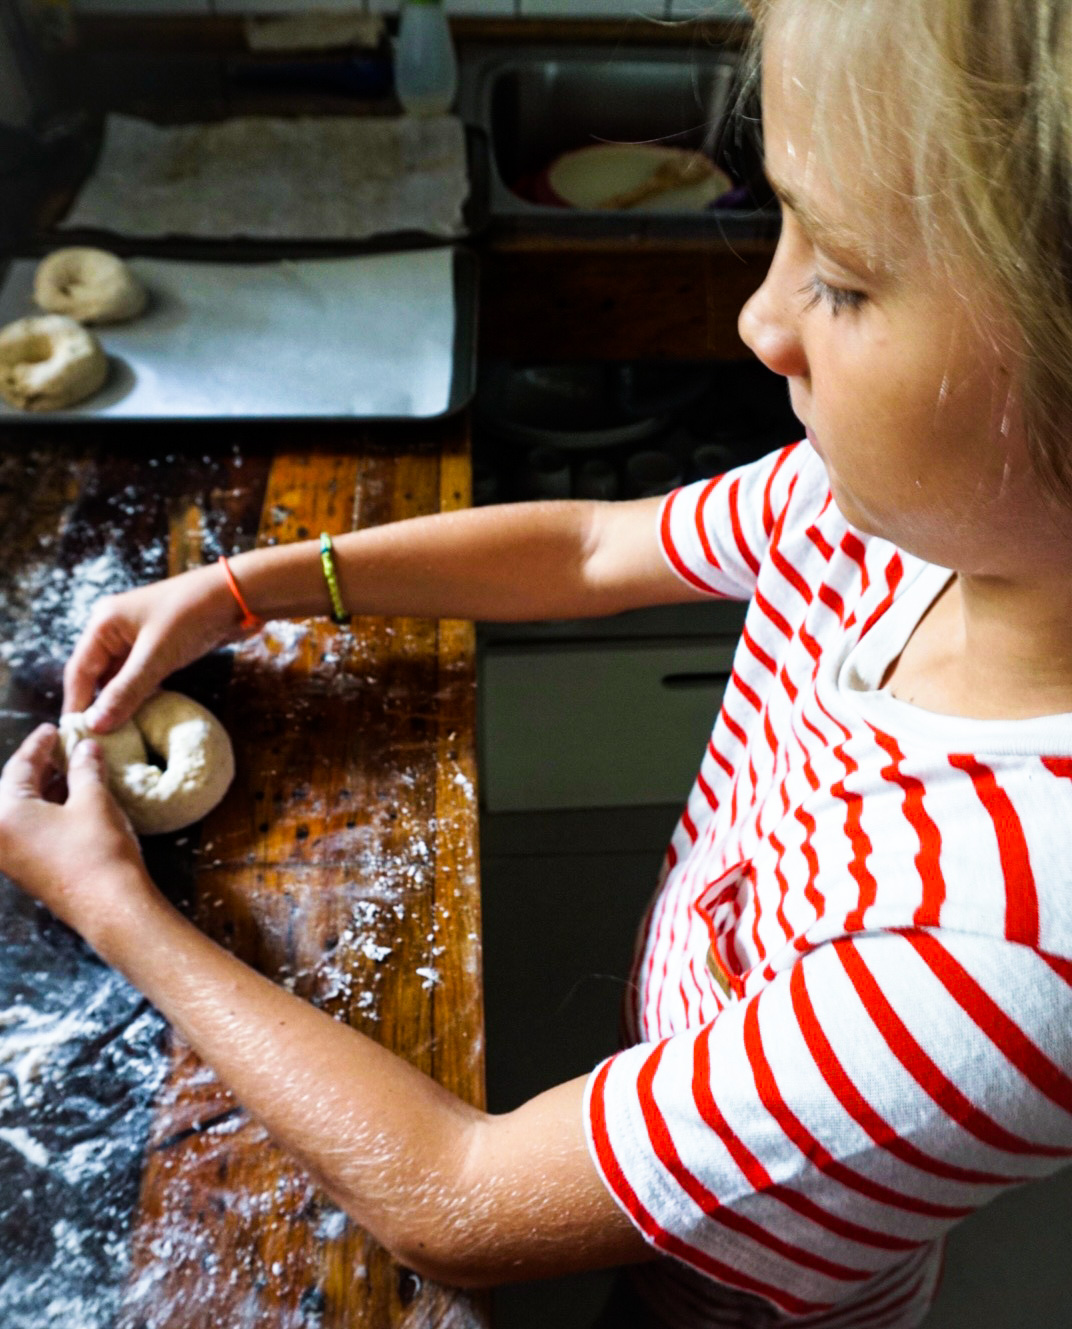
left=0, top=545, right=162, bottom=688
left=313, top=1207, right=348, bottom=1241
left=0, top=1125, right=49, bottom=1169
left=0, top=888, right=168, bottom=1329
left=234, top=618, right=310, bottom=669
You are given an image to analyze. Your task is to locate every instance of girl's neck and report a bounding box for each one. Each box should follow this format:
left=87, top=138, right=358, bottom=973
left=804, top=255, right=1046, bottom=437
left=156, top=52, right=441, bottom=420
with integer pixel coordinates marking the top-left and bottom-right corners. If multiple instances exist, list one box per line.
left=883, top=569, right=1072, bottom=720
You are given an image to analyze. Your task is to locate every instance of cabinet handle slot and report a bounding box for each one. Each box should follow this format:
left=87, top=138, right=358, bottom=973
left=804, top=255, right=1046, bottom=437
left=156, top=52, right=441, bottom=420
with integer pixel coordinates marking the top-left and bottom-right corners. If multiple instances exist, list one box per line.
left=661, top=673, right=727, bottom=690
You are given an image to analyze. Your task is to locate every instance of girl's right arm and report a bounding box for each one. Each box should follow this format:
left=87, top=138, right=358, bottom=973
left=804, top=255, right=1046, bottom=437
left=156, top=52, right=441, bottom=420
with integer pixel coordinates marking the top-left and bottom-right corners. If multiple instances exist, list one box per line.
left=63, top=496, right=707, bottom=731
left=0, top=728, right=653, bottom=1287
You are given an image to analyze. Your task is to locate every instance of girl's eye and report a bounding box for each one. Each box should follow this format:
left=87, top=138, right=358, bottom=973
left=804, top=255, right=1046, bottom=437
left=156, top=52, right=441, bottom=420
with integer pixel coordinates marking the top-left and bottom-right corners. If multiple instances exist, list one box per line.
left=799, top=275, right=867, bottom=316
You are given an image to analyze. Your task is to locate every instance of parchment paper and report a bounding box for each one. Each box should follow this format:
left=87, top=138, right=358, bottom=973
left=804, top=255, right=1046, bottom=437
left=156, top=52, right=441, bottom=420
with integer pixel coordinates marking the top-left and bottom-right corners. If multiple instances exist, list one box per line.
left=243, top=13, right=384, bottom=51
left=60, top=113, right=468, bottom=241
left=0, top=249, right=458, bottom=420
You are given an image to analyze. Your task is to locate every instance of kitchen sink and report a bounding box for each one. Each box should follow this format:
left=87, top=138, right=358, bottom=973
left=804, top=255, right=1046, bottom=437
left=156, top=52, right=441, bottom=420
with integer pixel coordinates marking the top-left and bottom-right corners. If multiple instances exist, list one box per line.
left=458, top=44, right=776, bottom=237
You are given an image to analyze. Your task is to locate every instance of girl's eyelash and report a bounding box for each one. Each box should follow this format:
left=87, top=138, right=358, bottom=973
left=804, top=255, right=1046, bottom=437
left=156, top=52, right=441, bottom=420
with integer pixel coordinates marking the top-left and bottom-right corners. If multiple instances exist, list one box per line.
left=799, top=275, right=867, bottom=316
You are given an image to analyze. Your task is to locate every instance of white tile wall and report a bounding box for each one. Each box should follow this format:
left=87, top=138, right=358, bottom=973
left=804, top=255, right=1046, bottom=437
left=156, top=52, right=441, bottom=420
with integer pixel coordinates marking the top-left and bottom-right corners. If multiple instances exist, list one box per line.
left=68, top=0, right=510, bottom=12
left=443, top=1, right=516, bottom=13
left=71, top=0, right=210, bottom=13
left=70, top=0, right=749, bottom=20
left=518, top=1, right=669, bottom=15
left=214, top=1, right=377, bottom=13
left=669, top=1, right=748, bottom=18
left=367, top=1, right=517, bottom=15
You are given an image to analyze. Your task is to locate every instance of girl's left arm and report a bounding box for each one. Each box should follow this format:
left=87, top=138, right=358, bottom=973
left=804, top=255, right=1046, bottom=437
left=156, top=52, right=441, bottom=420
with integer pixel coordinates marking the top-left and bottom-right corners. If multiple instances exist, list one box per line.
left=0, top=726, right=650, bottom=1287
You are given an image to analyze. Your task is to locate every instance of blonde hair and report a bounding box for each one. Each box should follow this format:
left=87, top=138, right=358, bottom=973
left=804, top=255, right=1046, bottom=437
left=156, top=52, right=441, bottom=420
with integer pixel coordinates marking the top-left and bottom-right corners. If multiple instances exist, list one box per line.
left=740, top=0, right=1072, bottom=502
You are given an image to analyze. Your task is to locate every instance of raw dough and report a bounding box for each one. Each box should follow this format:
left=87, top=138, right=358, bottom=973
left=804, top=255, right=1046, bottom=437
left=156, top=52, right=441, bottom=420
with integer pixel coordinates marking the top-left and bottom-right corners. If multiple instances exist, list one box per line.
left=0, top=315, right=108, bottom=412
left=34, top=247, right=147, bottom=324
left=59, top=691, right=235, bottom=835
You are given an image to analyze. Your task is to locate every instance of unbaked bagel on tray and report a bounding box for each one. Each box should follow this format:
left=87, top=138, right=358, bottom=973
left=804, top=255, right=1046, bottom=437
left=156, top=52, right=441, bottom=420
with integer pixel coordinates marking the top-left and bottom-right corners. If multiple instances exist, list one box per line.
left=0, top=314, right=108, bottom=412
left=59, top=691, right=235, bottom=835
left=34, top=247, right=147, bottom=325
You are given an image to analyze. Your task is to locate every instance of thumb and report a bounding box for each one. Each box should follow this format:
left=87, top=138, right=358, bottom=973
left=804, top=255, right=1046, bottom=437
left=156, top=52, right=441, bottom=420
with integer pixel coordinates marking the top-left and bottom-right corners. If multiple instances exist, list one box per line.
left=65, top=738, right=110, bottom=801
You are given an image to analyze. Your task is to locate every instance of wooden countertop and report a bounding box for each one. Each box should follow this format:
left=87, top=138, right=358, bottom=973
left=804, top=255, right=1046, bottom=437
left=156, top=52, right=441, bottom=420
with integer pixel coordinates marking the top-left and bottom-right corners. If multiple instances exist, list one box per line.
left=0, top=415, right=487, bottom=1328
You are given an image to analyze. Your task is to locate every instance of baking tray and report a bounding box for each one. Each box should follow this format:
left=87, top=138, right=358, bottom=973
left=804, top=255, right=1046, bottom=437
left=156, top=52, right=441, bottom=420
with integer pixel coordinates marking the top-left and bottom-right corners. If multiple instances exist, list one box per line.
left=0, top=246, right=478, bottom=423
left=25, top=122, right=490, bottom=261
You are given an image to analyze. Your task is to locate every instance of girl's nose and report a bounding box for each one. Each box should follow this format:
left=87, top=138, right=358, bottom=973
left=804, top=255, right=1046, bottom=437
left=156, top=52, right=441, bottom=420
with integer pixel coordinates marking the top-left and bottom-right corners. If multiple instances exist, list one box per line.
left=738, top=248, right=809, bottom=381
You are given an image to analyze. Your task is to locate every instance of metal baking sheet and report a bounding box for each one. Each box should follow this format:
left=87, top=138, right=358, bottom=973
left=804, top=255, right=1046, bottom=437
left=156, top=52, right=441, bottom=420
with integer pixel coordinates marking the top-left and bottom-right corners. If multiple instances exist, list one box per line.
left=0, top=247, right=477, bottom=422
left=33, top=125, right=489, bottom=258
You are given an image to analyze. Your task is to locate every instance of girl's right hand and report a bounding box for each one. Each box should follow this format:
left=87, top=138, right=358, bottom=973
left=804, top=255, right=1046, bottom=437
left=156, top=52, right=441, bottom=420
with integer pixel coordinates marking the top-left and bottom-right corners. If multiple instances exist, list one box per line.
left=62, top=563, right=248, bottom=733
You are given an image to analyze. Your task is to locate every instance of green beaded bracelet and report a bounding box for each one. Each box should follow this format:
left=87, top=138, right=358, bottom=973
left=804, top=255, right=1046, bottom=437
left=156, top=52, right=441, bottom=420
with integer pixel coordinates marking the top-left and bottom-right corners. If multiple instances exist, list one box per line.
left=319, top=532, right=349, bottom=625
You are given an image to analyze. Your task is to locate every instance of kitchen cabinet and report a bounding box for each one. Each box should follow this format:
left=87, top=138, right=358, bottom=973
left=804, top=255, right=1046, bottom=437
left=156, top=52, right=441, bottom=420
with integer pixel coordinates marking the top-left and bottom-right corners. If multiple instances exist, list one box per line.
left=482, top=635, right=736, bottom=810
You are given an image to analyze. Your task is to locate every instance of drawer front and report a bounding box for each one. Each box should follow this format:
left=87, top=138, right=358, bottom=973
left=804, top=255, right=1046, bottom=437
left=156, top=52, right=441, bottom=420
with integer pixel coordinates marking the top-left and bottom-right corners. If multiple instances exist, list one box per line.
left=480, top=637, right=735, bottom=811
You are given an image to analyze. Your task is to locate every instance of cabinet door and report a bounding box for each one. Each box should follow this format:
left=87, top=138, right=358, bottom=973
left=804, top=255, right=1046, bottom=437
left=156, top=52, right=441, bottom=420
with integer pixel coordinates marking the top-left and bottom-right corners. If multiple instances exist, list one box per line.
left=480, top=638, right=735, bottom=811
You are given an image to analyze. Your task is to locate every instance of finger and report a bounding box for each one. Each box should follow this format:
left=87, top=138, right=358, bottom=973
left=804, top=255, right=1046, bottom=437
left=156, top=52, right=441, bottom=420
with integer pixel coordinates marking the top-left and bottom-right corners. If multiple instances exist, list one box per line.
left=85, top=634, right=169, bottom=732
left=63, top=630, right=128, bottom=716
left=0, top=724, right=59, bottom=799
left=64, top=741, right=129, bottom=829
left=63, top=737, right=108, bottom=801
left=97, top=659, right=123, bottom=689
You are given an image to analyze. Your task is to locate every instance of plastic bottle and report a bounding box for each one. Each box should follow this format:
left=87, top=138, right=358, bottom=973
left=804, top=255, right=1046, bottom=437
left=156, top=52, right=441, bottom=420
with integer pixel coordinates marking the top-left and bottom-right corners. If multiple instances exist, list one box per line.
left=394, top=0, right=458, bottom=117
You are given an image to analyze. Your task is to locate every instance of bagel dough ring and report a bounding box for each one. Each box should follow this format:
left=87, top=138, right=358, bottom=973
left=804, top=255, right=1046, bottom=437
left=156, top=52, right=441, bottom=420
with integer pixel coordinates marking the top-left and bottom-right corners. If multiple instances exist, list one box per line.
left=34, top=248, right=147, bottom=324
left=59, top=691, right=235, bottom=835
left=0, top=315, right=108, bottom=412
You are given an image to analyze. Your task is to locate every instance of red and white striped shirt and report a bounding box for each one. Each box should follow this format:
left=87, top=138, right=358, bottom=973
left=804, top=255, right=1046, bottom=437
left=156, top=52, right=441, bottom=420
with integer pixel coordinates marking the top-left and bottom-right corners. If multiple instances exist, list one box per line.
left=584, top=442, right=1072, bottom=1327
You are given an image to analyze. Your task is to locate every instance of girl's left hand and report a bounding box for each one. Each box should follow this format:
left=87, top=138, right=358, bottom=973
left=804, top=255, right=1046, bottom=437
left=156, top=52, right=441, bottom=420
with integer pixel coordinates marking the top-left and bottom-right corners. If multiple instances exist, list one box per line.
left=0, top=724, right=152, bottom=942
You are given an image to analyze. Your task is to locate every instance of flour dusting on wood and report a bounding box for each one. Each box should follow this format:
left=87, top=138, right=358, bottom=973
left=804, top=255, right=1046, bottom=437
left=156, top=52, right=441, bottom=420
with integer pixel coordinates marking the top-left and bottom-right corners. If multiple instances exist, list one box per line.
left=0, top=889, right=168, bottom=1328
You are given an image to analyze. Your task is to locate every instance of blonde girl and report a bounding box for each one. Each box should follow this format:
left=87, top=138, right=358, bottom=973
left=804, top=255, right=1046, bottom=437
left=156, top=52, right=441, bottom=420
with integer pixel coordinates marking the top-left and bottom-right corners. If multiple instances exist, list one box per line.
left=2, top=3, right=1072, bottom=1326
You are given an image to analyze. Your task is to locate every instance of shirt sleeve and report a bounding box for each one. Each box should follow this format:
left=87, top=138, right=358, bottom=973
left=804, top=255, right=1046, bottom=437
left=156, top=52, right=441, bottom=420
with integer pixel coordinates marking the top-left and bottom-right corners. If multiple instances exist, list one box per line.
left=657, top=442, right=814, bottom=602
left=584, top=928, right=1072, bottom=1319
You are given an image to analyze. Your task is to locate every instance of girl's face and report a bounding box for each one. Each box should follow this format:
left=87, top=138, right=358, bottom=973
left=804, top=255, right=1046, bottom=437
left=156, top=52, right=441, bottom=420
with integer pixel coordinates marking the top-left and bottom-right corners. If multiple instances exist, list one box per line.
left=738, top=35, right=1046, bottom=575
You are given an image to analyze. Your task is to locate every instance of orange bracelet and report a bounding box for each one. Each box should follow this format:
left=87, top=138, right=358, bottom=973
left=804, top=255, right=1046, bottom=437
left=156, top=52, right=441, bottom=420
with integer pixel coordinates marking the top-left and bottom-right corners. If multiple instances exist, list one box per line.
left=218, top=555, right=264, bottom=632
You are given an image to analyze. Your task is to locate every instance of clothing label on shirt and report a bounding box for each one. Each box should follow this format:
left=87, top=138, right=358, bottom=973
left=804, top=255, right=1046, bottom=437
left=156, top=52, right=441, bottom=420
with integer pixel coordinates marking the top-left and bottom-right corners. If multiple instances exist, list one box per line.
left=704, top=944, right=734, bottom=999
left=695, top=861, right=750, bottom=1001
